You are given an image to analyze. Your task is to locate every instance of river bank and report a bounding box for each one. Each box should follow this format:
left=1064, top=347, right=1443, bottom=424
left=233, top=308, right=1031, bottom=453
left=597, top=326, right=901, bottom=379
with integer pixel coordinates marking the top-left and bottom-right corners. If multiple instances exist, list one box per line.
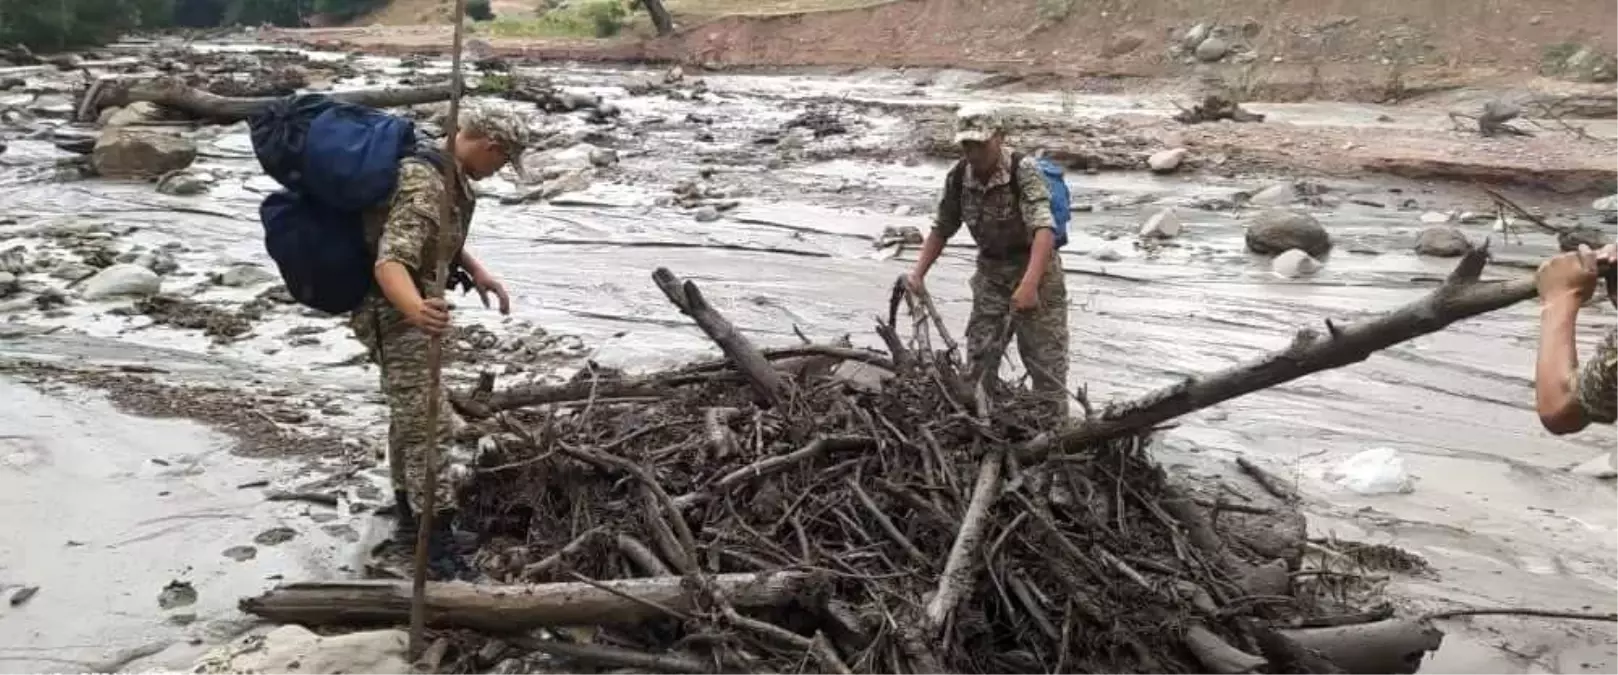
left=0, top=36, right=1613, bottom=672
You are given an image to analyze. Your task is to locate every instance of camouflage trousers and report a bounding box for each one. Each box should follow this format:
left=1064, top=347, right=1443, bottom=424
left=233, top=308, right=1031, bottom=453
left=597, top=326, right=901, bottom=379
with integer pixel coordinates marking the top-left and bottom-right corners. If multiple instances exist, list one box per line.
left=351, top=295, right=464, bottom=516
left=965, top=255, right=1070, bottom=420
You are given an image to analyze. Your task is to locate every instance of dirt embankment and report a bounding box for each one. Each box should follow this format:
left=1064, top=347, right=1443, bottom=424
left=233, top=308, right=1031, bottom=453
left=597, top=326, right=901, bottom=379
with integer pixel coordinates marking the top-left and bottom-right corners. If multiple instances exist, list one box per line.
left=283, top=0, right=1618, bottom=101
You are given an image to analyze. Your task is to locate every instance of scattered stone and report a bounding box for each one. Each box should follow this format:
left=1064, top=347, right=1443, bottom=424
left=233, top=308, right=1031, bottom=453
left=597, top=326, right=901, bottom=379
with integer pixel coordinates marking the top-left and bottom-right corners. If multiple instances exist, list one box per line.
left=587, top=147, right=618, bottom=168
left=104, top=101, right=167, bottom=128
left=1091, top=242, right=1126, bottom=262
left=1558, top=226, right=1611, bottom=252
left=1173, top=94, right=1265, bottom=124
left=92, top=128, right=197, bottom=179
left=1418, top=211, right=1453, bottom=224
left=693, top=205, right=721, bottom=222
left=158, top=580, right=197, bottom=610
left=1183, top=23, right=1211, bottom=49
left=876, top=225, right=923, bottom=248
left=253, top=526, right=298, bottom=546
left=168, top=612, right=198, bottom=626
left=27, top=94, right=75, bottom=118
left=1248, top=183, right=1295, bottom=207
left=1147, top=148, right=1189, bottom=173
left=1414, top=226, right=1472, bottom=257
left=80, top=264, right=161, bottom=299
left=893, top=204, right=914, bottom=216
left=9, top=585, right=38, bottom=606
left=1194, top=37, right=1230, bottom=62
left=222, top=545, right=258, bottom=562
left=34, top=288, right=67, bottom=310
left=1246, top=209, right=1331, bottom=257
left=1138, top=207, right=1183, bottom=239
left=50, top=262, right=97, bottom=282
left=1593, top=194, right=1617, bottom=213
left=192, top=625, right=409, bottom=674
left=1570, top=450, right=1616, bottom=480
left=157, top=170, right=212, bottom=196
left=0, top=246, right=21, bottom=275
left=0, top=272, right=16, bottom=298
left=136, top=250, right=179, bottom=275
left=212, top=263, right=279, bottom=288
left=1271, top=249, right=1323, bottom=278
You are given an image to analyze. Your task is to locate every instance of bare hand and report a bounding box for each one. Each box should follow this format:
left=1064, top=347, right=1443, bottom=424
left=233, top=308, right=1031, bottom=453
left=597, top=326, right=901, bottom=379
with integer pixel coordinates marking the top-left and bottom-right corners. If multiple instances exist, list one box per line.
left=905, top=270, right=926, bottom=294
left=405, top=297, right=451, bottom=335
left=471, top=270, right=511, bottom=315
left=1537, top=244, right=1607, bottom=305
left=1011, top=282, right=1039, bottom=312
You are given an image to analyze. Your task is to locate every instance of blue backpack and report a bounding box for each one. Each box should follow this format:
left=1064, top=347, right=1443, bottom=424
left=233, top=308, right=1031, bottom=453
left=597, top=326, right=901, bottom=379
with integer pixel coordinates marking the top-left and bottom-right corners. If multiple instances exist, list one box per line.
left=948, top=151, right=1071, bottom=248
left=250, top=94, right=446, bottom=314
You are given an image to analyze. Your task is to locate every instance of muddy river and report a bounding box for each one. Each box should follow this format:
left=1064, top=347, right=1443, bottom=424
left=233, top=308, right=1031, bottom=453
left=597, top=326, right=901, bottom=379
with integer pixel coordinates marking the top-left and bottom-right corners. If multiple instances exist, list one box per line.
left=0, top=41, right=1613, bottom=672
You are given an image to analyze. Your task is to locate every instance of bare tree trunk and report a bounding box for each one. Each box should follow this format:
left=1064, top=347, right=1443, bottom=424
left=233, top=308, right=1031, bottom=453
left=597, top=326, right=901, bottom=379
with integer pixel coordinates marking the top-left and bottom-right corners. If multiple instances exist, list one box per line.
left=86, top=76, right=457, bottom=123
left=240, top=572, right=811, bottom=632
left=1020, top=248, right=1535, bottom=461
left=653, top=267, right=790, bottom=408
left=640, top=0, right=675, bottom=36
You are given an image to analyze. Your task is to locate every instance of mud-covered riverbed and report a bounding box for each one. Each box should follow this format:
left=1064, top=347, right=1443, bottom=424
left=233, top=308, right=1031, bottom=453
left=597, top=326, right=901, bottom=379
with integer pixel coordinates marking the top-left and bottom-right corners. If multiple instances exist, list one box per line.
left=0, top=39, right=1613, bottom=673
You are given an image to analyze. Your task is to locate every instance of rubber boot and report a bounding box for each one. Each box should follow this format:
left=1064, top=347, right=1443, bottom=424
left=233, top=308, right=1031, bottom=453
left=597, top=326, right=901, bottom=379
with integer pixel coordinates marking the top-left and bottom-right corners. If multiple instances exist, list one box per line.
left=391, top=489, right=417, bottom=545
left=426, top=510, right=475, bottom=581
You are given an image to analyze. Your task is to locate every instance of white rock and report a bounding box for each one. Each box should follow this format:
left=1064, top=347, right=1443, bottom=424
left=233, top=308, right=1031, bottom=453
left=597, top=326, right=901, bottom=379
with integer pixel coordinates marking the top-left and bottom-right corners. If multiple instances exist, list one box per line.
left=1418, top=211, right=1453, bottom=224
left=1570, top=449, right=1617, bottom=480
left=1593, top=194, right=1617, bottom=212
left=213, top=263, right=279, bottom=287
left=80, top=263, right=161, bottom=299
left=104, top=101, right=166, bottom=128
left=1248, top=182, right=1294, bottom=206
left=1183, top=23, right=1211, bottom=49
left=195, top=625, right=409, bottom=674
left=892, top=204, right=914, bottom=216
left=588, top=147, right=619, bottom=168
left=1194, top=36, right=1231, bottom=62
left=1147, top=147, right=1189, bottom=173
left=1271, top=248, right=1322, bottom=278
left=693, top=205, right=721, bottom=222
left=1138, top=207, right=1183, bottom=239
left=1090, top=242, right=1125, bottom=262
left=1327, top=447, right=1416, bottom=495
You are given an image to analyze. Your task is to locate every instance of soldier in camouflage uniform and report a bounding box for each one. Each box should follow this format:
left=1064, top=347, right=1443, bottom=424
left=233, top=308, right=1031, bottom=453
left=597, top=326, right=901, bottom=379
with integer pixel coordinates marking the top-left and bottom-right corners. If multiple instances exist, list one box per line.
left=351, top=103, right=530, bottom=578
left=907, top=109, right=1070, bottom=420
left=1535, top=244, right=1616, bottom=432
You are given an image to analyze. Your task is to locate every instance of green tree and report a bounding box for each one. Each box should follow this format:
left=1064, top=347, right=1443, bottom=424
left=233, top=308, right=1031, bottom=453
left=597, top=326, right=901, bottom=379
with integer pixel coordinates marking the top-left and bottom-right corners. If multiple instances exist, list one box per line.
left=0, top=0, right=163, bottom=51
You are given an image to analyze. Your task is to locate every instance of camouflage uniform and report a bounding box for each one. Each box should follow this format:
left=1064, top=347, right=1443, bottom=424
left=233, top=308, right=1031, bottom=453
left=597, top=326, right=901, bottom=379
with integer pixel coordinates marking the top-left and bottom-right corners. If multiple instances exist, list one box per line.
left=934, top=112, right=1069, bottom=419
left=1577, top=327, right=1617, bottom=425
left=350, top=105, right=530, bottom=517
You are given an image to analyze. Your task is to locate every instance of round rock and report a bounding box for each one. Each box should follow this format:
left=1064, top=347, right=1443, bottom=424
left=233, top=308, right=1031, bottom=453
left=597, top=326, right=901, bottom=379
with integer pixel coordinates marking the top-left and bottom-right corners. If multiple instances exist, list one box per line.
left=1139, top=207, right=1183, bottom=239
left=1195, top=37, right=1231, bottom=62
left=1271, top=249, right=1323, bottom=278
left=1413, top=226, right=1471, bottom=257
left=80, top=264, right=161, bottom=299
left=1246, top=209, right=1331, bottom=257
left=1147, top=147, right=1189, bottom=173
left=693, top=206, right=721, bottom=223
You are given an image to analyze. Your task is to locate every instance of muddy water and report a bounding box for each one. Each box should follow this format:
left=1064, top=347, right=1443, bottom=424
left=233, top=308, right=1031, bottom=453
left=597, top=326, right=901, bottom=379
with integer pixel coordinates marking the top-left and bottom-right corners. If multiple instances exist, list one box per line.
left=0, top=44, right=1614, bottom=671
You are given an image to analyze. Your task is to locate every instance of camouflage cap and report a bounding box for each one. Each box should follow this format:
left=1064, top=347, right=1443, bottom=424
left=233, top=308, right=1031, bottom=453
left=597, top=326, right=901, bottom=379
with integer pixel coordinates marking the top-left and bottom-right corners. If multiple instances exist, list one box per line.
left=460, top=103, right=532, bottom=178
left=953, top=108, right=1006, bottom=144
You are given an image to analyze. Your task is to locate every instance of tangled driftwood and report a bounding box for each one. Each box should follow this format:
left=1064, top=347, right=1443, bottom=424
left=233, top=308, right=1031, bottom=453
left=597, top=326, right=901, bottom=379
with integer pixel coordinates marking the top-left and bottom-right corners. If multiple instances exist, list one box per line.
left=242, top=250, right=1555, bottom=673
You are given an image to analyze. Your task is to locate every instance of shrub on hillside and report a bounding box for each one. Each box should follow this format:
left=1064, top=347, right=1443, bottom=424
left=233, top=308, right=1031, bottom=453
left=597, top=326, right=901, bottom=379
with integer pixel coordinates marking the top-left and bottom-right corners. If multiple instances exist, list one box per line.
left=467, top=0, right=494, bottom=21
left=0, top=0, right=172, bottom=50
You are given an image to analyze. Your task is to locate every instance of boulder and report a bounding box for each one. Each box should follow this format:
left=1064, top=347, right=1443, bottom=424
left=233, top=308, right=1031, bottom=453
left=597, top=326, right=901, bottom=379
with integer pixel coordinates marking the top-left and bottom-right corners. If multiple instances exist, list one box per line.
left=212, top=263, right=279, bottom=288
left=1147, top=147, right=1189, bottom=173
left=80, top=263, right=161, bottom=299
left=1183, top=23, right=1211, bottom=50
left=1247, top=209, right=1331, bottom=256
left=1195, top=37, right=1230, bottom=62
left=92, top=128, right=196, bottom=179
left=193, top=625, right=408, bottom=674
left=1593, top=194, right=1617, bottom=212
left=1271, top=248, right=1323, bottom=278
left=1247, top=182, right=1294, bottom=206
left=1091, top=242, right=1126, bottom=262
left=1139, top=207, right=1183, bottom=239
left=588, top=147, right=619, bottom=168
left=693, top=205, right=721, bottom=222
left=1413, top=226, right=1471, bottom=257
left=27, top=94, right=75, bottom=118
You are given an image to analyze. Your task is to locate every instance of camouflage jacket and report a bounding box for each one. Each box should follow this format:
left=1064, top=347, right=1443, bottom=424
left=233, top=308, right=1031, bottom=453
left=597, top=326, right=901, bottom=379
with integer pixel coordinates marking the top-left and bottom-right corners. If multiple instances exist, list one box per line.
left=934, top=148, right=1056, bottom=261
left=363, top=156, right=476, bottom=295
left=1578, top=326, right=1617, bottom=425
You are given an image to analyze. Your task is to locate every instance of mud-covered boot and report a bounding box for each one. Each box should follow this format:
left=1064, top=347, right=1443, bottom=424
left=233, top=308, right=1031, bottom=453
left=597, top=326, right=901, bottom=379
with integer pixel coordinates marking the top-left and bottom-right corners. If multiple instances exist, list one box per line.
left=426, top=510, right=476, bottom=581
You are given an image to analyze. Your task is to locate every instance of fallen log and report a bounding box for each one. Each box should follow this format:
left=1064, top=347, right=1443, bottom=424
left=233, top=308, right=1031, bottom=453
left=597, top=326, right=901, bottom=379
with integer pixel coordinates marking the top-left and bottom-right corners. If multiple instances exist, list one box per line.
left=506, top=637, right=711, bottom=674
left=239, top=572, right=813, bottom=632
left=1022, top=247, right=1534, bottom=460
left=84, top=75, right=457, bottom=123
left=1279, top=619, right=1444, bottom=674
left=653, top=267, right=790, bottom=408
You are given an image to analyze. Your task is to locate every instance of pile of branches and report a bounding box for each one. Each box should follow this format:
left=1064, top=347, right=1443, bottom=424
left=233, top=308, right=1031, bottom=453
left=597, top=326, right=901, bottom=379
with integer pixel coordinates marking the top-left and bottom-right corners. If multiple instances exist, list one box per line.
left=245, top=253, right=1557, bottom=673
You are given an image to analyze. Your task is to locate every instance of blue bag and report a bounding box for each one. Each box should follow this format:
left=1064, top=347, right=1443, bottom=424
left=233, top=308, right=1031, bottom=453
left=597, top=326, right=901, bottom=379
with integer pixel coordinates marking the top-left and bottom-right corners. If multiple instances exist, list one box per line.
left=249, top=94, right=440, bottom=314
left=947, top=152, right=1071, bottom=248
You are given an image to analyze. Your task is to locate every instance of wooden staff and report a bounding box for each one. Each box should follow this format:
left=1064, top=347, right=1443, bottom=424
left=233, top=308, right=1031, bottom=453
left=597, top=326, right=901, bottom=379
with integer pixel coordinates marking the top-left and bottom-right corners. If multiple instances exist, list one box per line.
left=411, top=0, right=470, bottom=659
